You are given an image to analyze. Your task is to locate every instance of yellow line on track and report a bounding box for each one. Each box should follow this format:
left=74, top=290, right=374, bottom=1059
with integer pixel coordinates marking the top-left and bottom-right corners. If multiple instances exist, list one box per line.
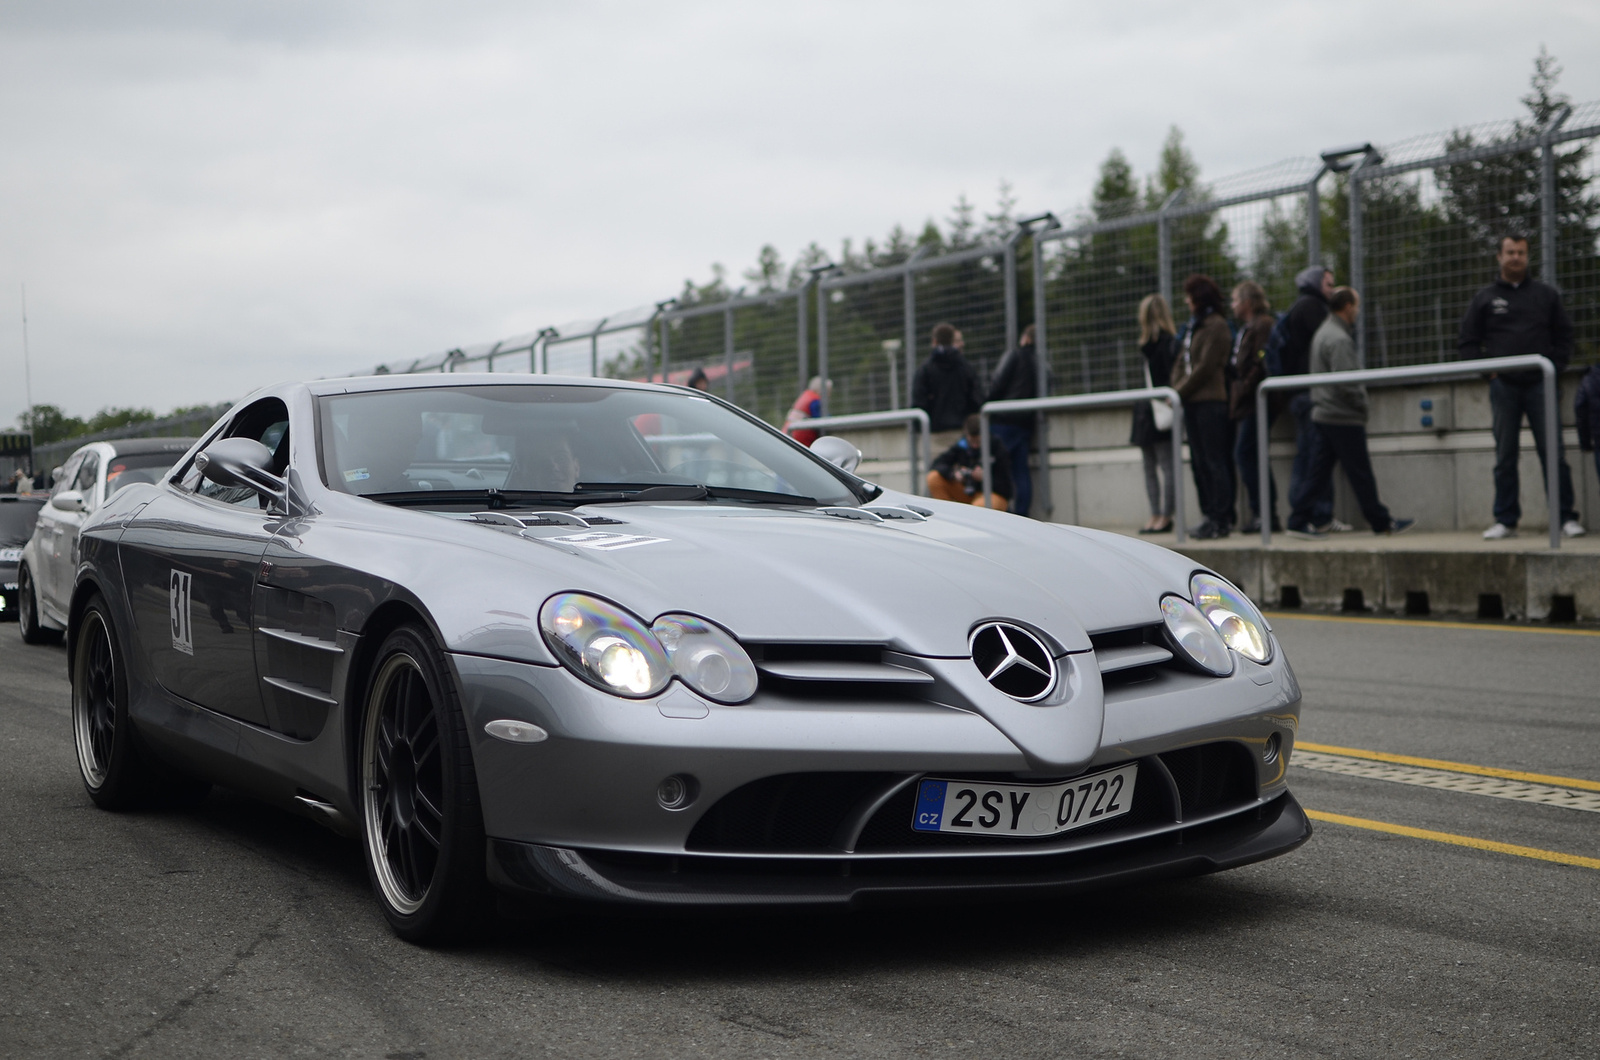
left=1263, top=611, right=1600, bottom=637
left=1306, top=809, right=1600, bottom=870
left=1296, top=742, right=1600, bottom=793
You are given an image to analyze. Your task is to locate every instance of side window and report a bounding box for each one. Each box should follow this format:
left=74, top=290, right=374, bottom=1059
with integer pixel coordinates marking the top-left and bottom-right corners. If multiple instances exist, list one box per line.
left=52, top=454, right=85, bottom=498
left=186, top=398, right=292, bottom=508
left=74, top=452, right=101, bottom=507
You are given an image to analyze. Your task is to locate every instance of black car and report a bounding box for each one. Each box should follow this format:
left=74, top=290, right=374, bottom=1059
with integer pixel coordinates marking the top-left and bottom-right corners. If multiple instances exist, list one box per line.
left=0, top=494, right=46, bottom=621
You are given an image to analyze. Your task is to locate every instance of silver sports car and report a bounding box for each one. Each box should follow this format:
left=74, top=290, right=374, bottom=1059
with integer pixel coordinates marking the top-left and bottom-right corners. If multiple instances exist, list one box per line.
left=68, top=374, right=1309, bottom=942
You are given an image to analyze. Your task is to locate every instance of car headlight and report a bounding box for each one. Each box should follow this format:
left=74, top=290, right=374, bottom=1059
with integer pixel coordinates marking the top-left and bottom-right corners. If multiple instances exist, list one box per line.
left=1190, top=572, right=1272, bottom=663
left=539, top=593, right=672, bottom=697
left=650, top=614, right=758, bottom=704
left=1160, top=595, right=1233, bottom=676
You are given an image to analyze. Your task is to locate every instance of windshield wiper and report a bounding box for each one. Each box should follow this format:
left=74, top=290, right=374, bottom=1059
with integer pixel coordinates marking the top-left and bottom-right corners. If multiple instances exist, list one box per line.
left=362, top=488, right=627, bottom=509
left=702, top=485, right=819, bottom=505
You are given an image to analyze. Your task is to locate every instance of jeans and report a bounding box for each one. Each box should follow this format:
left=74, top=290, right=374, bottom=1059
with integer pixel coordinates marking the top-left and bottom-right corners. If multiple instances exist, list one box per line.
left=1184, top=401, right=1236, bottom=528
left=990, top=423, right=1033, bottom=518
left=1289, top=422, right=1392, bottom=532
left=1286, top=392, right=1334, bottom=530
left=1489, top=377, right=1578, bottom=527
left=1234, top=405, right=1278, bottom=519
left=1140, top=442, right=1175, bottom=518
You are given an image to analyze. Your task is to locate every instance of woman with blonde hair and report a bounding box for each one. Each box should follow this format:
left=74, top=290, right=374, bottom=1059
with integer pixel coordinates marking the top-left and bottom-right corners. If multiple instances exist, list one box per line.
left=1131, top=293, right=1177, bottom=533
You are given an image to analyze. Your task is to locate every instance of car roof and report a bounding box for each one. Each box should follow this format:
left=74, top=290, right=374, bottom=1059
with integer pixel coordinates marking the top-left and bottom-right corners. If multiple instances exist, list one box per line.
left=103, top=437, right=198, bottom=457
left=304, top=373, right=685, bottom=399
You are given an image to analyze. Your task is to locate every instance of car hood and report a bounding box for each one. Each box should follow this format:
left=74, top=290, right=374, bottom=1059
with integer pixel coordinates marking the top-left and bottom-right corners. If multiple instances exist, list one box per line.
left=450, top=493, right=1196, bottom=658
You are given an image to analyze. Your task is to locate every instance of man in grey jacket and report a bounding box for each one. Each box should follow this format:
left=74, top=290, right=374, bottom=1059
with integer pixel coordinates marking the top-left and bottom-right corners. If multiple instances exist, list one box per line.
left=1287, top=288, right=1414, bottom=537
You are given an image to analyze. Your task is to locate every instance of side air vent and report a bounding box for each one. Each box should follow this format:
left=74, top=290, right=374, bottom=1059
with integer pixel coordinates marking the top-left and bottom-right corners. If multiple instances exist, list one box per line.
left=747, top=643, right=936, bottom=699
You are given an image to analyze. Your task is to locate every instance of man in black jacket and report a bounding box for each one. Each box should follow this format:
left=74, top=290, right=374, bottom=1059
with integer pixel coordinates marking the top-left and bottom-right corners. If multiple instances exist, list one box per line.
left=1460, top=234, right=1582, bottom=539
left=912, top=322, right=982, bottom=446
left=985, top=324, right=1040, bottom=517
left=1282, top=265, right=1340, bottom=533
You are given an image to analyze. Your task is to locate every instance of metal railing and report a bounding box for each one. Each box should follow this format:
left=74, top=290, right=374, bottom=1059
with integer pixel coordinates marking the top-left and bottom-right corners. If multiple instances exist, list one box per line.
left=1255, top=355, right=1560, bottom=548
left=784, top=408, right=931, bottom=496
left=980, top=388, right=1186, bottom=541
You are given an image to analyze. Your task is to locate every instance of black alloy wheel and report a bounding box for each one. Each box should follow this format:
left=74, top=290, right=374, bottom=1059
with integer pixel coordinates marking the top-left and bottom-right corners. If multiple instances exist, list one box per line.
left=72, top=594, right=205, bottom=808
left=360, top=624, right=490, bottom=943
left=18, top=564, right=61, bottom=645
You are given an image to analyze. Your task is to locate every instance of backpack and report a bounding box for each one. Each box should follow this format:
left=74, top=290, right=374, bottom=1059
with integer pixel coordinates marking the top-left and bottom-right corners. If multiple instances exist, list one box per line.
left=1261, top=311, right=1291, bottom=377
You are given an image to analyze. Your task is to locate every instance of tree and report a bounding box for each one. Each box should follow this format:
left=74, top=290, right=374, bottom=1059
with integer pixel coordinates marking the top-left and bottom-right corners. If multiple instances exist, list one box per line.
left=18, top=404, right=86, bottom=445
left=86, top=407, right=156, bottom=433
left=743, top=245, right=785, bottom=292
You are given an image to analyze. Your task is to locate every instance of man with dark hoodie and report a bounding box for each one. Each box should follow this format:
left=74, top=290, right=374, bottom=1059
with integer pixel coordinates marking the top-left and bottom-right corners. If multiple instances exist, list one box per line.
left=912, top=322, right=982, bottom=448
left=985, top=323, right=1041, bottom=517
left=1282, top=264, right=1342, bottom=534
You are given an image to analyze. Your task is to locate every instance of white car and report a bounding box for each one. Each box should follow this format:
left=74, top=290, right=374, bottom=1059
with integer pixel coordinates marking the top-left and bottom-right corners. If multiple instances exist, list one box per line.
left=18, top=438, right=194, bottom=643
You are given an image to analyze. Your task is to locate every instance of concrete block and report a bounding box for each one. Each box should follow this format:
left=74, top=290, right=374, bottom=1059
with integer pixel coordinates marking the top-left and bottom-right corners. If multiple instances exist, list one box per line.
left=1046, top=465, right=1079, bottom=525
left=1454, top=379, right=1493, bottom=430
left=1074, top=454, right=1159, bottom=529
left=1525, top=554, right=1600, bottom=621
left=1378, top=551, right=1527, bottom=617
left=1262, top=549, right=1386, bottom=612
left=1071, top=408, right=1137, bottom=450
left=1455, top=450, right=1497, bottom=531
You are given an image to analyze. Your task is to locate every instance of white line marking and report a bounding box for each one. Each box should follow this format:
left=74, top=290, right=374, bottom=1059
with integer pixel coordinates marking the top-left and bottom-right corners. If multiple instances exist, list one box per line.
left=1294, top=751, right=1600, bottom=813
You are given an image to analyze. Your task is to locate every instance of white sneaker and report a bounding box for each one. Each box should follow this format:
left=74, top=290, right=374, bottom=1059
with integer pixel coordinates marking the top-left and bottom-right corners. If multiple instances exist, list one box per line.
left=1563, top=520, right=1587, bottom=538
left=1327, top=518, right=1355, bottom=533
left=1482, top=523, right=1516, bottom=540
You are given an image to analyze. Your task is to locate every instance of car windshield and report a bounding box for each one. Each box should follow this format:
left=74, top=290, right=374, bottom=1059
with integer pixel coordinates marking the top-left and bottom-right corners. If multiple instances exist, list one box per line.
left=316, top=384, right=865, bottom=507
left=106, top=453, right=184, bottom=496
left=0, top=498, right=43, bottom=546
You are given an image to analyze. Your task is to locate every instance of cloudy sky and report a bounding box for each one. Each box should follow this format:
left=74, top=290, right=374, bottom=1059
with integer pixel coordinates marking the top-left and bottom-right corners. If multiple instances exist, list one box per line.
left=1, top=0, right=1596, bottom=426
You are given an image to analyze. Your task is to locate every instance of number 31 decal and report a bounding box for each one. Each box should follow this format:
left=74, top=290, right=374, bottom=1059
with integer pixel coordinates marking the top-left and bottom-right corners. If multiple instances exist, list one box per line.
left=170, top=570, right=193, bottom=655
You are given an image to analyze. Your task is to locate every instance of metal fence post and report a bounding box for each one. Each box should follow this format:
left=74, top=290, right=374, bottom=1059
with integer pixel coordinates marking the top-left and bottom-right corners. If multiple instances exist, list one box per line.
left=1540, top=104, right=1572, bottom=287
left=723, top=301, right=735, bottom=400
left=903, top=247, right=927, bottom=409
left=1348, top=157, right=1369, bottom=366
left=590, top=318, right=607, bottom=378
left=796, top=274, right=813, bottom=392
left=1307, top=165, right=1328, bottom=268
left=817, top=278, right=831, bottom=418
left=1032, top=216, right=1058, bottom=519
left=1002, top=227, right=1025, bottom=355
left=1157, top=190, right=1183, bottom=309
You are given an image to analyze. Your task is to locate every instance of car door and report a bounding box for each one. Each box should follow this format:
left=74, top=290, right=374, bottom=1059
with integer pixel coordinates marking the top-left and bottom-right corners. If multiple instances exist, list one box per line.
left=118, top=400, right=290, bottom=726
left=34, top=450, right=87, bottom=621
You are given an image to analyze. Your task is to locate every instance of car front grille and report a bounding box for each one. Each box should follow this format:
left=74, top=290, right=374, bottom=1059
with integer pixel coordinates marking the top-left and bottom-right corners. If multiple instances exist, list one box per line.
left=684, top=741, right=1260, bottom=855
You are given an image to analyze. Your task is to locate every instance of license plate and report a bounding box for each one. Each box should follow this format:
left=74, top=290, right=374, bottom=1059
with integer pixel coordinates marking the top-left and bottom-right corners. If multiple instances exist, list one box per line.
left=912, top=764, right=1138, bottom=837
left=0, top=549, right=20, bottom=564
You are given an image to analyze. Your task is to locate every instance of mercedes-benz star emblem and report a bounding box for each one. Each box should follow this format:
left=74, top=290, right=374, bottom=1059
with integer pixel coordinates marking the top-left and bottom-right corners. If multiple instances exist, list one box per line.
left=969, top=622, right=1058, bottom=702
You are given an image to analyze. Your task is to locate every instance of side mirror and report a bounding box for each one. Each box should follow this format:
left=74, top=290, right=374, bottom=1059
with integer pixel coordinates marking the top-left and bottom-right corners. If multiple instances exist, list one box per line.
left=196, top=437, right=286, bottom=500
left=50, top=489, right=87, bottom=513
left=810, top=435, right=862, bottom=473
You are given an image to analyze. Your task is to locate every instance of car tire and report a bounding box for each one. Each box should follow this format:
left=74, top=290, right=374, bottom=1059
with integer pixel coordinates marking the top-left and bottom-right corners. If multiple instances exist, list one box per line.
left=18, top=565, right=61, bottom=645
left=72, top=593, right=174, bottom=809
left=359, top=623, right=492, bottom=945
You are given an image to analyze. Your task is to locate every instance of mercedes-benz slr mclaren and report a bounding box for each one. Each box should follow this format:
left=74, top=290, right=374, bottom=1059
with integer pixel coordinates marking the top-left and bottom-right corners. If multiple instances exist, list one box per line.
left=66, top=374, right=1309, bottom=942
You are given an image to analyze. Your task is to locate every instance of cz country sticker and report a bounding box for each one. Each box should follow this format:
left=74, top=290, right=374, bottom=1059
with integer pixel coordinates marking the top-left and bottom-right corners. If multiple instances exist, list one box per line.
left=170, top=570, right=194, bottom=655
left=548, top=531, right=667, bottom=551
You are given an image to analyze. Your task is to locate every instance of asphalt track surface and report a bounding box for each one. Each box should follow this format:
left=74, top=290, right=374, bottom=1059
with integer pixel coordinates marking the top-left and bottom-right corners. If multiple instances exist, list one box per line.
left=2, top=614, right=1597, bottom=1059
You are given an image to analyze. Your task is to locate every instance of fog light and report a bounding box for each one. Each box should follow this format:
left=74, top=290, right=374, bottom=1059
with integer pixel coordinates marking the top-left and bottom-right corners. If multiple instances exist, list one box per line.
left=1263, top=732, right=1282, bottom=764
left=656, top=774, right=696, bottom=810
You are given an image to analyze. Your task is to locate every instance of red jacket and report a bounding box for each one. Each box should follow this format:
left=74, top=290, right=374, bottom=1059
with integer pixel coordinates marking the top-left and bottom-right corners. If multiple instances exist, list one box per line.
left=786, top=388, right=823, bottom=446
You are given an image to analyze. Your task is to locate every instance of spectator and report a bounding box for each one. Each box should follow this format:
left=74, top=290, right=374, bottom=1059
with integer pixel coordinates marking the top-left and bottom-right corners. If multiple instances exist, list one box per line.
left=1229, top=281, right=1279, bottom=533
left=912, top=321, right=982, bottom=449
left=1282, top=265, right=1344, bottom=534
left=1576, top=363, right=1600, bottom=491
left=985, top=323, right=1041, bottom=518
left=926, top=414, right=1011, bottom=510
left=1460, top=233, right=1583, bottom=539
left=1131, top=294, right=1177, bottom=534
left=1288, top=287, right=1413, bottom=538
left=686, top=366, right=710, bottom=391
left=784, top=376, right=830, bottom=446
left=1171, top=274, right=1235, bottom=539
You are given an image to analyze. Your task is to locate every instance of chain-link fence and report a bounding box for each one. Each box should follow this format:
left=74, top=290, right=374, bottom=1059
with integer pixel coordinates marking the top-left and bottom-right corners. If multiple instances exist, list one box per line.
left=350, top=98, right=1600, bottom=430
left=817, top=240, right=1021, bottom=418
left=655, top=288, right=808, bottom=427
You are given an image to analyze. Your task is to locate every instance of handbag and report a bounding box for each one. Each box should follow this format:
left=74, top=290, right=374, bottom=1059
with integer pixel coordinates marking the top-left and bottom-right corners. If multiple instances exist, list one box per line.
left=1144, top=362, right=1173, bottom=431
